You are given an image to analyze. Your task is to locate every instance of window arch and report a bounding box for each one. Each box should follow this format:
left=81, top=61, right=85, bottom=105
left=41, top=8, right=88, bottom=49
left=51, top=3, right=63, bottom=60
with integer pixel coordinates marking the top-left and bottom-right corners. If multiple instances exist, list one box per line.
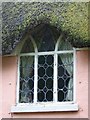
left=18, top=27, right=74, bottom=104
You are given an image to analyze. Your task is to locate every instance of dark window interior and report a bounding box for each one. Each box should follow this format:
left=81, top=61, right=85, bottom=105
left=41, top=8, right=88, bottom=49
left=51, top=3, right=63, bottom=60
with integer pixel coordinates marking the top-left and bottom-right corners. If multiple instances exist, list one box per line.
left=38, top=55, right=53, bottom=102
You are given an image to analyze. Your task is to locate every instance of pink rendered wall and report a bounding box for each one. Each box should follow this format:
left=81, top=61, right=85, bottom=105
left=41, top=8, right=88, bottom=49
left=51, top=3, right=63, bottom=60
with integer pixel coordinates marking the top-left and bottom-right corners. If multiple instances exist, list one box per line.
left=0, top=56, right=2, bottom=119
left=2, top=50, right=89, bottom=118
left=2, top=56, right=17, bottom=118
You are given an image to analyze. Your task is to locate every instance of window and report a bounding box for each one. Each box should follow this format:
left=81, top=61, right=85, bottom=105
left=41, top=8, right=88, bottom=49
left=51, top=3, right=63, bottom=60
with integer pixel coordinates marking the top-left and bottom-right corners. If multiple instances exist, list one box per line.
left=11, top=24, right=78, bottom=112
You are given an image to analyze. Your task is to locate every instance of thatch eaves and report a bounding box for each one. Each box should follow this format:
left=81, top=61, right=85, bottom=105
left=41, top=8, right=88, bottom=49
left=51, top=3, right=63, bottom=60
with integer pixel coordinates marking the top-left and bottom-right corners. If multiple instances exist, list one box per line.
left=2, top=2, right=90, bottom=55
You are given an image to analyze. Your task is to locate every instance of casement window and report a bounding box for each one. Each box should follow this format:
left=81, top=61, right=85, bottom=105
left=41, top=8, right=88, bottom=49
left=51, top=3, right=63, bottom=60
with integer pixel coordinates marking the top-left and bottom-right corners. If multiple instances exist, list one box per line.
left=11, top=25, right=78, bottom=112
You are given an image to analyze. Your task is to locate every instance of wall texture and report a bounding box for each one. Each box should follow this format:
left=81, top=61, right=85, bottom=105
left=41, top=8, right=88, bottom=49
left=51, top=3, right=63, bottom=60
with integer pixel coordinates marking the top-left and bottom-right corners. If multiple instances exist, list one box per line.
left=2, top=50, right=88, bottom=118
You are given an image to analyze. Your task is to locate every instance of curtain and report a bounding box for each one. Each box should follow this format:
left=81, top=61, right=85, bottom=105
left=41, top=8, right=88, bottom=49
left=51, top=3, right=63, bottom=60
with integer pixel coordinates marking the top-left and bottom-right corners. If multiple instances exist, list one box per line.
left=59, top=39, right=73, bottom=101
left=20, top=56, right=34, bottom=103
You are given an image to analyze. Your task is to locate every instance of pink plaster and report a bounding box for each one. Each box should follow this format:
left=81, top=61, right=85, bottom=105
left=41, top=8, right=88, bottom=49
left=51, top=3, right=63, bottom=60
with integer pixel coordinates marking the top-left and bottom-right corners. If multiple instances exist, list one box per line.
left=2, top=50, right=89, bottom=118
left=2, top=56, right=17, bottom=118
left=0, top=56, right=2, bottom=119
left=76, top=50, right=88, bottom=118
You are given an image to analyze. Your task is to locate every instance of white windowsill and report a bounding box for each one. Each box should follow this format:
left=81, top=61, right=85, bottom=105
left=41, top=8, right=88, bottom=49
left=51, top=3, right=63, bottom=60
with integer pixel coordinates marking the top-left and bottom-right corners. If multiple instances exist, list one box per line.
left=11, top=103, right=79, bottom=113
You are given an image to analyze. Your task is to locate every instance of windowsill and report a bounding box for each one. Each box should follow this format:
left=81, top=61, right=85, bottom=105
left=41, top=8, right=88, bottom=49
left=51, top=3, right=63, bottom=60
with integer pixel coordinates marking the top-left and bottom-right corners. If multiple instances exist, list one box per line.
left=11, top=102, right=79, bottom=113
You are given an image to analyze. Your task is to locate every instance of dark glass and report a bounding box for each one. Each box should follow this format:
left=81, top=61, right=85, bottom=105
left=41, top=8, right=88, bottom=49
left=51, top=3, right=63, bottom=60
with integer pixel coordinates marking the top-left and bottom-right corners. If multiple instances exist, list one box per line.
left=58, top=90, right=64, bottom=102
left=38, top=91, right=44, bottom=102
left=38, top=55, right=53, bottom=102
left=46, top=78, right=53, bottom=89
left=31, top=24, right=60, bottom=52
left=38, top=67, right=45, bottom=77
left=58, top=78, right=64, bottom=89
left=46, top=91, right=53, bottom=101
left=38, top=79, right=45, bottom=89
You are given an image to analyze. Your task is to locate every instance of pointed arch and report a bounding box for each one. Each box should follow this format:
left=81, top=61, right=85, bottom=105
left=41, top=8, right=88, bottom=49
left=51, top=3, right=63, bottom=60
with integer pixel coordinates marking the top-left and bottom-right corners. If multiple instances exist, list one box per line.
left=21, top=35, right=38, bottom=54
left=12, top=34, right=38, bottom=55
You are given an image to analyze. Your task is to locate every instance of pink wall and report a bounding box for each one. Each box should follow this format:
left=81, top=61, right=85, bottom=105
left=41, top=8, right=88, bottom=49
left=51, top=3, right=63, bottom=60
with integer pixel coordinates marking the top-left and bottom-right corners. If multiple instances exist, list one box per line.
left=1, top=50, right=89, bottom=118
left=2, top=56, right=17, bottom=118
left=0, top=56, right=2, bottom=119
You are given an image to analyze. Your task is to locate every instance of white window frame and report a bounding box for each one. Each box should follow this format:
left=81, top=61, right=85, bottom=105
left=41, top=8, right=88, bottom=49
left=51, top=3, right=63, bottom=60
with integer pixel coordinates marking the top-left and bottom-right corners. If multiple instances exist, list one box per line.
left=11, top=35, right=78, bottom=113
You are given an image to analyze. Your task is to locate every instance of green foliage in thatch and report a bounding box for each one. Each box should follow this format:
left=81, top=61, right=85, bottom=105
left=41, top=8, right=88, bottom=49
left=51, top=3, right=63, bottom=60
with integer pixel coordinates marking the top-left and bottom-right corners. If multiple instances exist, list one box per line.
left=2, top=2, right=90, bottom=55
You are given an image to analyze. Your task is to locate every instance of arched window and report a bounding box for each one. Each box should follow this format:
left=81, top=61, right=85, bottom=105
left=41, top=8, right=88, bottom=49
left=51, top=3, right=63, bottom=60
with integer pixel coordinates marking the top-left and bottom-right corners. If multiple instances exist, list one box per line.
left=14, top=24, right=78, bottom=112
left=18, top=25, right=74, bottom=103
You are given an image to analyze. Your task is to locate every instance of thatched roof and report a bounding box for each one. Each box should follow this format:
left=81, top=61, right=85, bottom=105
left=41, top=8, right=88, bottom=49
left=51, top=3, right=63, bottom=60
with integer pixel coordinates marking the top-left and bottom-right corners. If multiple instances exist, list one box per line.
left=2, top=2, right=90, bottom=55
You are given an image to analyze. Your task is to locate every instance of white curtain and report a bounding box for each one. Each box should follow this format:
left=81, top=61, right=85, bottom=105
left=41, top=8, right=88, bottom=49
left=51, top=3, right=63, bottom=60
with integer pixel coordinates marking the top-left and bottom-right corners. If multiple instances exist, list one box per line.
left=59, top=39, right=73, bottom=101
left=20, top=56, right=34, bottom=103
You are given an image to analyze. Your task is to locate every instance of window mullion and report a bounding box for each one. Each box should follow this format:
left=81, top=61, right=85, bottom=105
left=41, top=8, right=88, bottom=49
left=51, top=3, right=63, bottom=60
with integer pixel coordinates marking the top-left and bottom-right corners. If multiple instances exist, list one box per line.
left=54, top=53, right=58, bottom=102
left=73, top=48, right=76, bottom=103
left=34, top=54, right=38, bottom=103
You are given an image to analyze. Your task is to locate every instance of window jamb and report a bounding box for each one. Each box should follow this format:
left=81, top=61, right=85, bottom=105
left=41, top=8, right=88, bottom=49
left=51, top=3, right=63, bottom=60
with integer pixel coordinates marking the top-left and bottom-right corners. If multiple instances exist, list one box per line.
left=16, top=55, right=20, bottom=104
left=73, top=48, right=76, bottom=103
left=53, top=35, right=62, bottom=102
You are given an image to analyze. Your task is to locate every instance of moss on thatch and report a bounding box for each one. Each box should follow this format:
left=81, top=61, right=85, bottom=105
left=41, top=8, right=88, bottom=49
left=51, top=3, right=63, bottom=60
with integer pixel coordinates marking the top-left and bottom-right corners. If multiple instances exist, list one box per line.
left=2, top=2, right=90, bottom=55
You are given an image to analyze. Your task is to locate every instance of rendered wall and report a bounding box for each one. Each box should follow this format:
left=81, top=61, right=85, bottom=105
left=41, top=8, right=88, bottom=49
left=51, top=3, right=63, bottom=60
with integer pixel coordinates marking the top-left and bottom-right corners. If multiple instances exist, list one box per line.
left=2, top=50, right=89, bottom=118
left=0, top=56, right=2, bottom=119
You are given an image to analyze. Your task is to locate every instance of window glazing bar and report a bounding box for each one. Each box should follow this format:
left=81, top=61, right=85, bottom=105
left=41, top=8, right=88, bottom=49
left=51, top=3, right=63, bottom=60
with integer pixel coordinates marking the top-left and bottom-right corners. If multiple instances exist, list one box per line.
left=34, top=53, right=38, bottom=103
left=57, top=51, right=73, bottom=54
left=73, top=48, right=76, bottom=103
left=53, top=53, right=58, bottom=102
left=20, top=50, right=73, bottom=56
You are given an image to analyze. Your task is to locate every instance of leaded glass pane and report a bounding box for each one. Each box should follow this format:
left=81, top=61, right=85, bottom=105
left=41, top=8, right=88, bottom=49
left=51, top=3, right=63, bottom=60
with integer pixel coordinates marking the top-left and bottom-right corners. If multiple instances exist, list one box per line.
left=19, top=56, right=34, bottom=103
left=38, top=55, right=54, bottom=102
left=58, top=54, right=73, bottom=102
left=21, top=38, right=34, bottom=53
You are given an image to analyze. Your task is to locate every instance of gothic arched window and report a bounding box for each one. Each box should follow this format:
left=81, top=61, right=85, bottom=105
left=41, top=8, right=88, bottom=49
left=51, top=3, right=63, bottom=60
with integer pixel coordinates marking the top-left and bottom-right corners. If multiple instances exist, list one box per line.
left=14, top=24, right=78, bottom=112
